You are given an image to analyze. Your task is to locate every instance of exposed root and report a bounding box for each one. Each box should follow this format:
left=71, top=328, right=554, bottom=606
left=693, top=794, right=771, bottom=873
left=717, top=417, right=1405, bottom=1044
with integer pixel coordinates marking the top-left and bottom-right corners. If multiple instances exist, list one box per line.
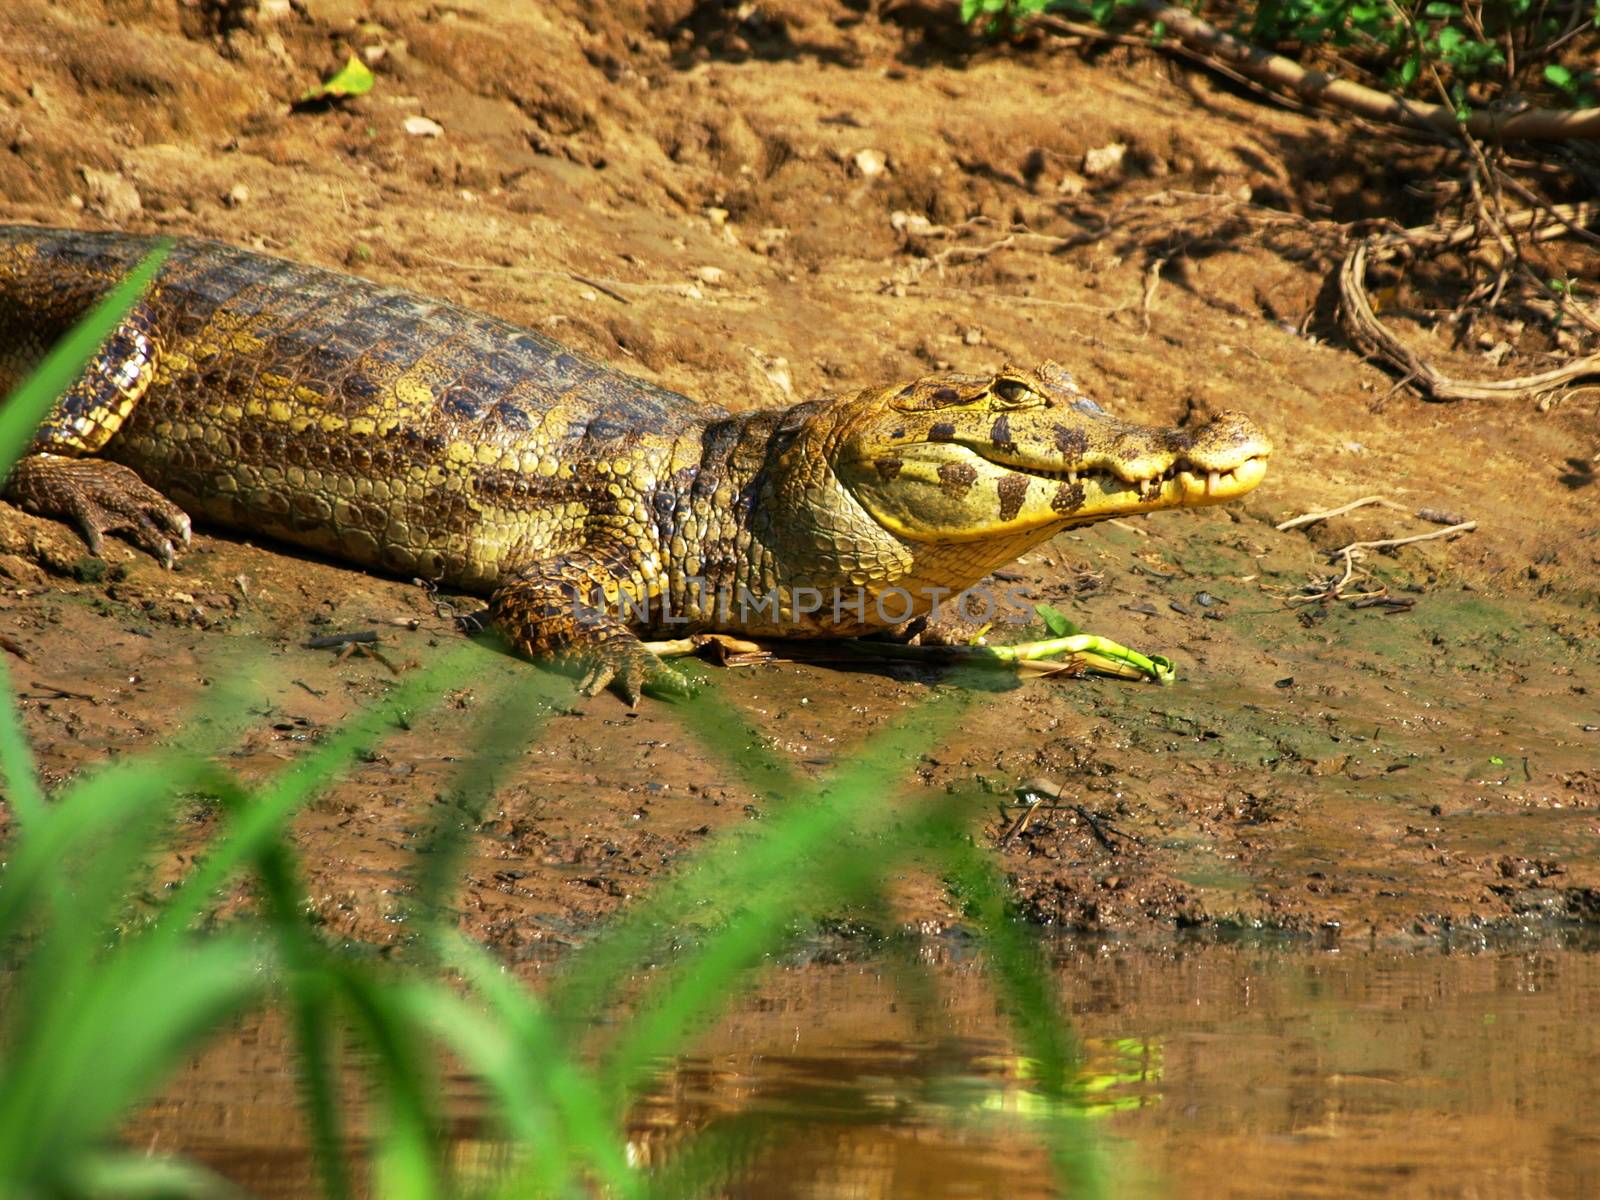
left=1339, top=203, right=1600, bottom=402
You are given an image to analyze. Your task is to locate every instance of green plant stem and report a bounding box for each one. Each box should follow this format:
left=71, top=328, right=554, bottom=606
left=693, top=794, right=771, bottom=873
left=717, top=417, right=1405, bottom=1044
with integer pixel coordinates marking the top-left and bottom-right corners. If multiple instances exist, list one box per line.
left=848, top=633, right=1177, bottom=683
left=0, top=657, right=44, bottom=827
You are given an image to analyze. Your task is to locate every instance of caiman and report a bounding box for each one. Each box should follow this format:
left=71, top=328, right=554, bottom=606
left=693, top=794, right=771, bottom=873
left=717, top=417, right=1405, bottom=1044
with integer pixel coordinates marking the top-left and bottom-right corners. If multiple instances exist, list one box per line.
left=0, top=227, right=1271, bottom=701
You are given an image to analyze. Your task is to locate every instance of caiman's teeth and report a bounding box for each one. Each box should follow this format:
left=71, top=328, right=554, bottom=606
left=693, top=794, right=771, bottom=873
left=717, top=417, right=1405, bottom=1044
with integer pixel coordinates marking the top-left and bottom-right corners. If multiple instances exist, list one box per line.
left=1207, top=470, right=1220, bottom=496
left=1067, top=470, right=1078, bottom=485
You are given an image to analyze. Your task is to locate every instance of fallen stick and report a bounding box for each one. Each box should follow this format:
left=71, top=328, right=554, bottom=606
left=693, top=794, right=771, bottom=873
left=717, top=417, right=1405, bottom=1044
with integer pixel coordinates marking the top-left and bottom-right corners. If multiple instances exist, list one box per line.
left=1276, top=495, right=1408, bottom=531
left=1126, top=0, right=1600, bottom=141
left=1333, top=521, right=1477, bottom=558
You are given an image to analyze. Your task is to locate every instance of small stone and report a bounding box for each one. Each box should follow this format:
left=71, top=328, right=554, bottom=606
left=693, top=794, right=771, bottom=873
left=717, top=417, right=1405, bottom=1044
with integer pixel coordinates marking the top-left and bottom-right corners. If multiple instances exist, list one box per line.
left=223, top=183, right=250, bottom=208
left=704, top=206, right=730, bottom=226
left=890, top=209, right=934, bottom=236
left=78, top=167, right=142, bottom=222
left=962, top=327, right=983, bottom=346
left=362, top=45, right=387, bottom=65
left=1056, top=170, right=1087, bottom=196
left=1081, top=141, right=1127, bottom=178
left=695, top=265, right=725, bottom=286
left=402, top=115, right=443, bottom=137
left=754, top=226, right=788, bottom=254
left=854, top=148, right=887, bottom=178
left=750, top=350, right=793, bottom=397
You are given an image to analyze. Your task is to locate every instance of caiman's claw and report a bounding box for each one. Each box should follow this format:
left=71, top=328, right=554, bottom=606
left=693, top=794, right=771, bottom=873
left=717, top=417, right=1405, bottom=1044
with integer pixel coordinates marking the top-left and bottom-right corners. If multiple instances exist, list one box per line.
left=6, top=454, right=192, bottom=569
left=574, top=640, right=698, bottom=706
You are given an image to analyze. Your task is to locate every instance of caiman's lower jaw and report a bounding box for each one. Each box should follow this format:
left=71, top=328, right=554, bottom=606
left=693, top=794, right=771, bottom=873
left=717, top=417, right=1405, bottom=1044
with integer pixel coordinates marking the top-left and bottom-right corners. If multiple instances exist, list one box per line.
left=973, top=450, right=1269, bottom=509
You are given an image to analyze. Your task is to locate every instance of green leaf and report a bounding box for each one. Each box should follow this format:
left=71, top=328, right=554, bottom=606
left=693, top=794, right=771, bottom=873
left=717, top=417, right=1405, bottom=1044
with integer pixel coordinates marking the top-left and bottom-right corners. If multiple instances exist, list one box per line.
left=1423, top=2, right=1461, bottom=16
left=961, top=0, right=982, bottom=22
left=1545, top=63, right=1576, bottom=92
left=301, top=53, right=376, bottom=103
left=1034, top=603, right=1080, bottom=638
left=1400, top=56, right=1420, bottom=85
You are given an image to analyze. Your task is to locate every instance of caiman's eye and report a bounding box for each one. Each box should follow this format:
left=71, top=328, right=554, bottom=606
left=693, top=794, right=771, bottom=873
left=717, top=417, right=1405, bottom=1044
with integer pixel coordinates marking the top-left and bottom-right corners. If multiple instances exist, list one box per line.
left=992, top=378, right=1033, bottom=407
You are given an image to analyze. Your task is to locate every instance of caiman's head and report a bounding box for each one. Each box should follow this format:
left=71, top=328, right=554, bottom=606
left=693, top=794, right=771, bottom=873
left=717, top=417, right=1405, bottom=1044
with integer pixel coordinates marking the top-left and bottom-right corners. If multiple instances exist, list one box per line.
left=765, top=361, right=1270, bottom=603
left=830, top=361, right=1270, bottom=539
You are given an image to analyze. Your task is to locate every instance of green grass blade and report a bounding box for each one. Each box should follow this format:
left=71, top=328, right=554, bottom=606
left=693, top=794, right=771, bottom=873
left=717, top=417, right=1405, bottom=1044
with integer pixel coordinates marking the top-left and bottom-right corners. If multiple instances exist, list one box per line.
left=0, top=932, right=268, bottom=1183
left=409, top=667, right=561, bottom=934
left=634, top=1114, right=771, bottom=1200
left=938, top=836, right=1109, bottom=1197
left=194, top=768, right=353, bottom=1200
left=0, top=656, right=44, bottom=828
left=337, top=967, right=447, bottom=1200
left=399, top=979, right=577, bottom=1198
left=545, top=677, right=956, bottom=1039
left=64, top=1150, right=237, bottom=1198
left=439, top=931, right=637, bottom=1199
left=288, top=974, right=354, bottom=1200
left=597, top=792, right=969, bottom=1113
left=0, top=754, right=205, bottom=965
left=0, top=239, right=170, bottom=474
left=154, top=644, right=481, bottom=937
left=0, top=758, right=196, bottom=1174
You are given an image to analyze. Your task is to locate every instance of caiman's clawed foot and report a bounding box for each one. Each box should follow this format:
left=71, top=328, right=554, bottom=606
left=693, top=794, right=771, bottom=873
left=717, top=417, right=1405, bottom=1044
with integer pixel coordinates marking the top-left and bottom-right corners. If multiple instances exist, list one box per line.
left=573, top=640, right=698, bottom=707
left=489, top=560, right=699, bottom=706
left=5, top=454, right=192, bottom=568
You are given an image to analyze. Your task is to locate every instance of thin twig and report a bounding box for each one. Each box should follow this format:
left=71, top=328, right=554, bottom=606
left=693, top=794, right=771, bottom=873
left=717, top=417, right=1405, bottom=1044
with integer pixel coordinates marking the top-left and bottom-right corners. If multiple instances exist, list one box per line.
left=1276, top=494, right=1408, bottom=531
left=1333, top=521, right=1477, bottom=557
left=569, top=274, right=633, bottom=305
left=1140, top=257, right=1166, bottom=335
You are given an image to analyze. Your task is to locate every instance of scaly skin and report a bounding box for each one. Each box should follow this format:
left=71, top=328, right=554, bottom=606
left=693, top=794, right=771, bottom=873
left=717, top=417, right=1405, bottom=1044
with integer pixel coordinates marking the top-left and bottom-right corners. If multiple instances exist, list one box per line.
left=0, top=227, right=1272, bottom=701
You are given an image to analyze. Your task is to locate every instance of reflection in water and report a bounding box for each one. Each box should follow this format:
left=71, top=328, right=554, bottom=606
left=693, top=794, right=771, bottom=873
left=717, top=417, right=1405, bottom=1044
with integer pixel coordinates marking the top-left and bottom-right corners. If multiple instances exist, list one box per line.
left=133, top=943, right=1600, bottom=1198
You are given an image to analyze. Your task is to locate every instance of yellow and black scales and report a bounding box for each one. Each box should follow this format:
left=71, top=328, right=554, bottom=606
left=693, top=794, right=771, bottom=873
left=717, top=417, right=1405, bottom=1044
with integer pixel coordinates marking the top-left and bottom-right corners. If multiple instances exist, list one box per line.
left=0, top=227, right=1271, bottom=701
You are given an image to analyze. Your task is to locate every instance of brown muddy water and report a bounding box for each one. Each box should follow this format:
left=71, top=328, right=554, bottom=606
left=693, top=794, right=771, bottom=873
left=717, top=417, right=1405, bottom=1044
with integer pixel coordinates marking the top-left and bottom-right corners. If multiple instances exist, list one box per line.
left=136, top=941, right=1600, bottom=1198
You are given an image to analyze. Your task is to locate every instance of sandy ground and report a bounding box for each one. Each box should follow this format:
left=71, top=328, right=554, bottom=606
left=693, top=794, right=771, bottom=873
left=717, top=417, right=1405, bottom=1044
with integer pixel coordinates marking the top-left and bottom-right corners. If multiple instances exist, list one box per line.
left=2, top=0, right=1599, bottom=950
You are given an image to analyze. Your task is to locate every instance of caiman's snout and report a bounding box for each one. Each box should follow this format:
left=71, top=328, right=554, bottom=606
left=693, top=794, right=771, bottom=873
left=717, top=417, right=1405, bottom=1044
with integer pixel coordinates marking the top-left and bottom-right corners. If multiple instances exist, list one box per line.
left=1111, top=410, right=1273, bottom=503
left=832, top=365, right=1273, bottom=543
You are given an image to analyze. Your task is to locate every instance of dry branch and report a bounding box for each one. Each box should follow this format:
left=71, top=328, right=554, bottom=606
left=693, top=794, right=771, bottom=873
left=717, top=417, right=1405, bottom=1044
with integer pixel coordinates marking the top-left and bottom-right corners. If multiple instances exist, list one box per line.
left=1128, top=0, right=1600, bottom=142
left=1275, top=495, right=1409, bottom=531
left=1333, top=522, right=1478, bottom=557
left=1339, top=205, right=1600, bottom=401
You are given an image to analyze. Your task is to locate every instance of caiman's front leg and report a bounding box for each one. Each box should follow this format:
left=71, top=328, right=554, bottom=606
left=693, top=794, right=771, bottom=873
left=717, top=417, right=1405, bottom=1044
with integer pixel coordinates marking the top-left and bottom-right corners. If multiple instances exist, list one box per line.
left=5, top=454, right=191, bottom=567
left=488, top=549, right=694, bottom=706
